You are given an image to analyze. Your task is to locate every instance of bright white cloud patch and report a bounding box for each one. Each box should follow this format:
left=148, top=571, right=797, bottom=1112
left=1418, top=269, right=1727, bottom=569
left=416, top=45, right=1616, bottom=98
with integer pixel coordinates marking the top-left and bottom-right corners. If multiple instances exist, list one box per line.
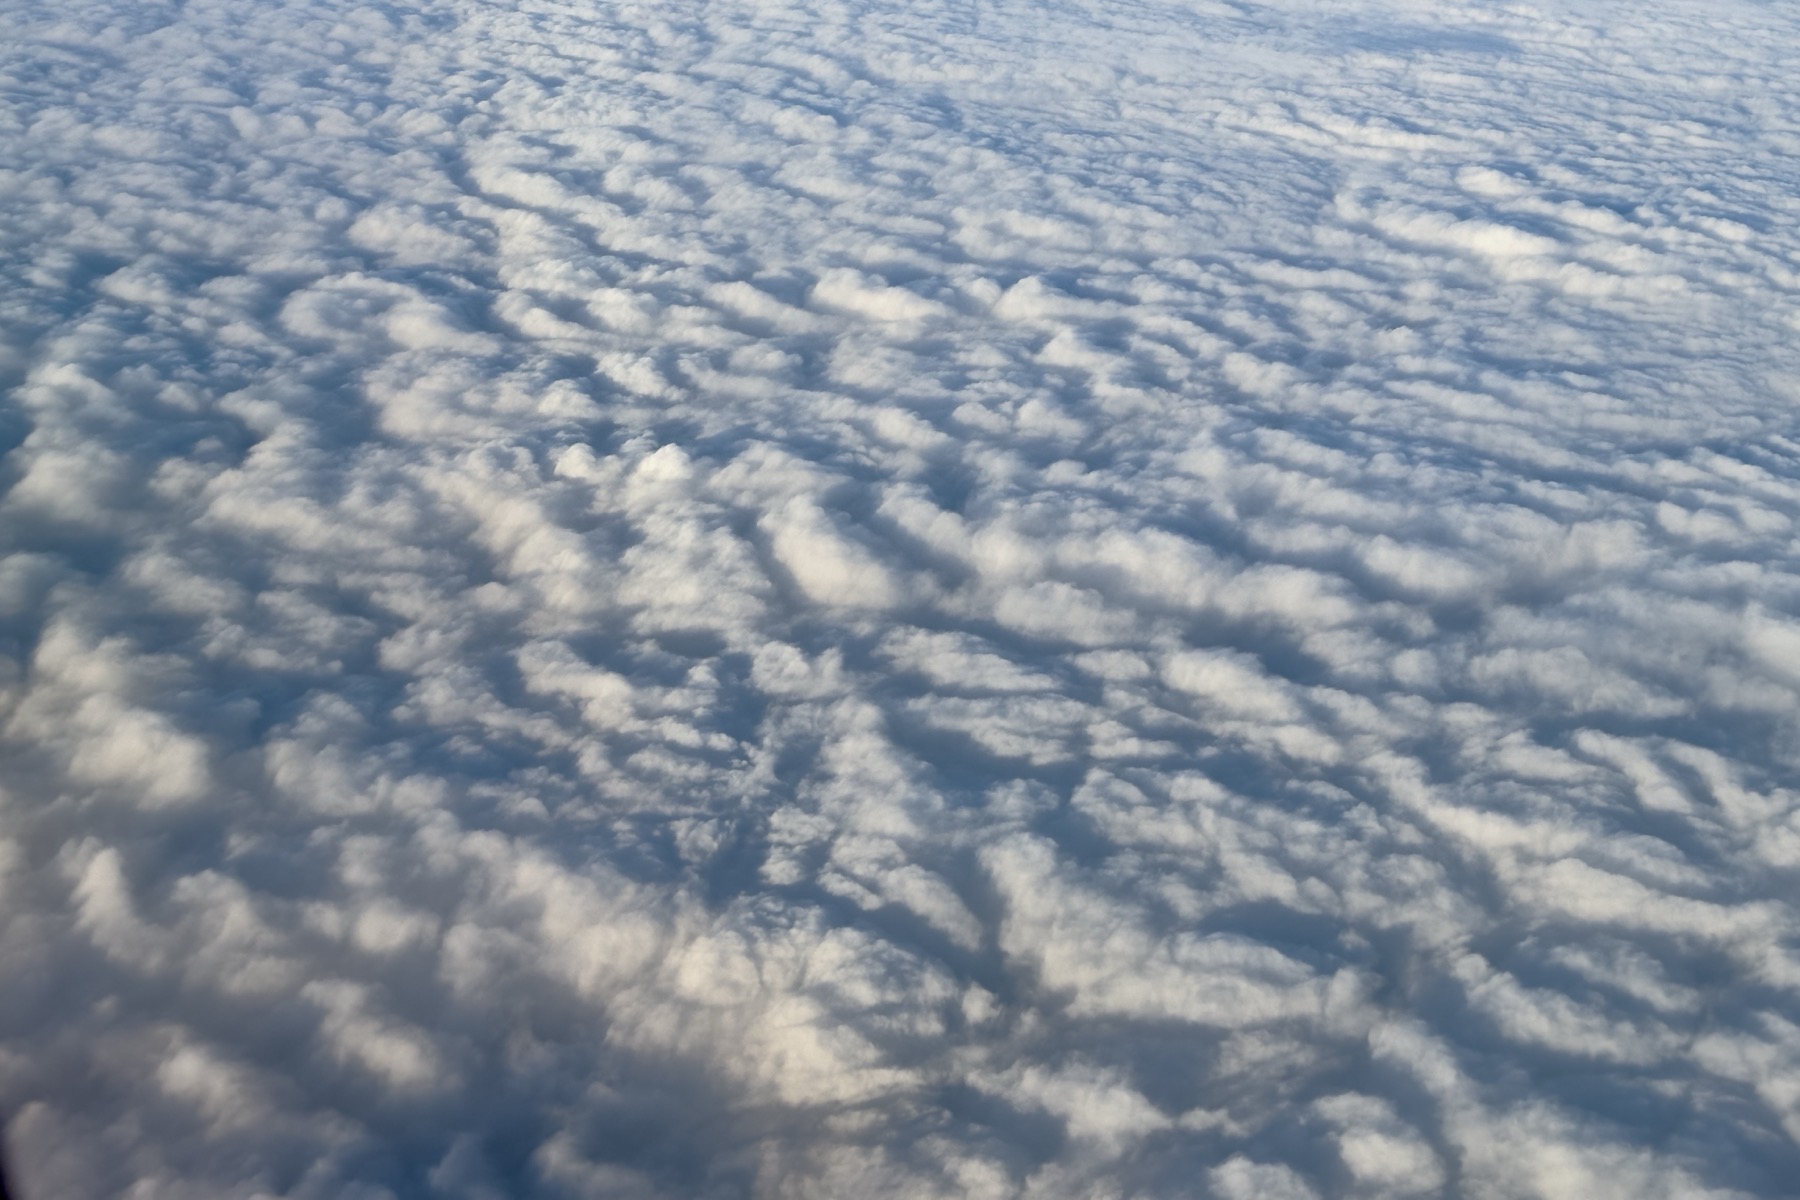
left=3, top=0, right=1800, bottom=1195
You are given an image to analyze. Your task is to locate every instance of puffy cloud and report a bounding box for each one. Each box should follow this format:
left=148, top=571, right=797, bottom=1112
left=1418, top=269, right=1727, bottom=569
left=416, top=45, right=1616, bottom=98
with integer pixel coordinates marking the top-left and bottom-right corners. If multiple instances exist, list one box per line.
left=4, top=0, right=1800, bottom=1196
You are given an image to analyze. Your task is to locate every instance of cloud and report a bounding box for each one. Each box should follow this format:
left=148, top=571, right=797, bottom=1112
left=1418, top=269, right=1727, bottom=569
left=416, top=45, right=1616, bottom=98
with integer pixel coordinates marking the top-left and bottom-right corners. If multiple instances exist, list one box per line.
left=3, top=0, right=1800, bottom=1196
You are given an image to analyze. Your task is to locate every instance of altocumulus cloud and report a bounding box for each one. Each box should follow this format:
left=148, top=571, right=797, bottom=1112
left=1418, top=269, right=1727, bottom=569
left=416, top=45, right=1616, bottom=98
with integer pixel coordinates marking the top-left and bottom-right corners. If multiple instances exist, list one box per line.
left=3, top=0, right=1800, bottom=1195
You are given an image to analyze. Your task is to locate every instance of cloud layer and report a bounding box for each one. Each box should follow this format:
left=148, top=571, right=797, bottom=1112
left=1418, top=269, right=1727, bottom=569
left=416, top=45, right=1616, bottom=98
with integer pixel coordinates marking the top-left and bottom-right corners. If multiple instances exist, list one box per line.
left=4, top=0, right=1800, bottom=1195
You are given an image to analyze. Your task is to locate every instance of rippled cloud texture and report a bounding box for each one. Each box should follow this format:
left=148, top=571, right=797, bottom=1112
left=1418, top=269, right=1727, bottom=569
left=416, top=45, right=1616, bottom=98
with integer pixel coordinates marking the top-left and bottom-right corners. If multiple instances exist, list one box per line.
left=4, top=0, right=1800, bottom=1195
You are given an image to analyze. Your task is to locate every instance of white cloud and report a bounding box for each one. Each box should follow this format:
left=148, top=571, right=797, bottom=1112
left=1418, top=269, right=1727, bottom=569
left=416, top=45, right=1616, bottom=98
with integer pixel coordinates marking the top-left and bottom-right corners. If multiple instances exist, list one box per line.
left=4, top=0, right=1800, bottom=1195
